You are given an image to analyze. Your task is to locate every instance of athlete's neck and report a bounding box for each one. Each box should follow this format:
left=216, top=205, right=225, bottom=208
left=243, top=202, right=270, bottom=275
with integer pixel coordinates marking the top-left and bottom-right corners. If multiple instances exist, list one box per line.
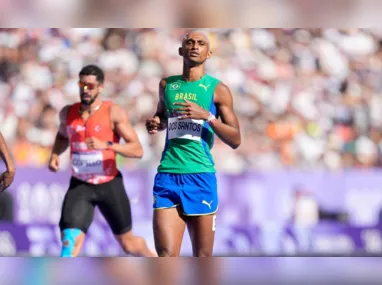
left=80, top=99, right=103, bottom=113
left=182, top=64, right=205, bottom=82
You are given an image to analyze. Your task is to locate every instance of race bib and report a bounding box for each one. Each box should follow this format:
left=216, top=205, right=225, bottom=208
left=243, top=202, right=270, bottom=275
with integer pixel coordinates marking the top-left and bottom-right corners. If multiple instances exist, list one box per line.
left=72, top=151, right=104, bottom=174
left=168, top=117, right=203, bottom=141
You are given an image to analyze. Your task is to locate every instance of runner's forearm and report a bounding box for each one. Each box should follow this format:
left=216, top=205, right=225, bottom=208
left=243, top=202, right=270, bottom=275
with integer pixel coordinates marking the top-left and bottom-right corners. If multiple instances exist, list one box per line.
left=109, top=141, right=143, bottom=158
left=51, top=132, right=69, bottom=156
left=209, top=120, right=241, bottom=149
left=0, top=133, right=15, bottom=172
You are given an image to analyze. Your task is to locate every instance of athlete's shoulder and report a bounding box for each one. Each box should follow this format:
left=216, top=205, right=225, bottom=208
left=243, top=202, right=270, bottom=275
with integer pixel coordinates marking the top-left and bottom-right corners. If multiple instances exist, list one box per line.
left=108, top=103, right=128, bottom=123
left=215, top=80, right=230, bottom=91
left=59, top=104, right=75, bottom=123
left=108, top=102, right=124, bottom=113
left=66, top=102, right=81, bottom=114
left=165, top=75, right=182, bottom=83
left=158, top=75, right=181, bottom=90
left=212, top=81, right=235, bottom=107
left=204, top=74, right=221, bottom=92
left=159, top=77, right=167, bottom=89
left=68, top=102, right=81, bottom=109
left=102, top=100, right=114, bottom=107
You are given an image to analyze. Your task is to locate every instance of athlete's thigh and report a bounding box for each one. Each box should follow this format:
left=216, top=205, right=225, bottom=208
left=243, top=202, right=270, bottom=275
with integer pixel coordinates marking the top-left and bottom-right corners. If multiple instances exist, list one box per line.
left=153, top=207, right=187, bottom=257
left=181, top=173, right=218, bottom=256
left=59, top=177, right=95, bottom=234
left=187, top=214, right=216, bottom=257
left=96, top=173, right=133, bottom=235
left=153, top=173, right=182, bottom=210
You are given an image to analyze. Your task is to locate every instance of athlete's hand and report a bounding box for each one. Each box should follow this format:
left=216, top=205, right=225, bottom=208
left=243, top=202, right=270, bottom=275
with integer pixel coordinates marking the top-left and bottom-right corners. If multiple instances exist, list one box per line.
left=146, top=116, right=166, bottom=134
left=86, top=137, right=107, bottom=150
left=48, top=154, right=60, bottom=172
left=173, top=99, right=209, bottom=120
left=0, top=169, right=15, bottom=192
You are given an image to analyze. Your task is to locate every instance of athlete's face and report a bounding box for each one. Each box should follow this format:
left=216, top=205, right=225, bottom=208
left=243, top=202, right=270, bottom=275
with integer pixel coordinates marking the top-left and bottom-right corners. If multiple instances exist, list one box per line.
left=78, top=75, right=103, bottom=105
left=179, top=32, right=212, bottom=66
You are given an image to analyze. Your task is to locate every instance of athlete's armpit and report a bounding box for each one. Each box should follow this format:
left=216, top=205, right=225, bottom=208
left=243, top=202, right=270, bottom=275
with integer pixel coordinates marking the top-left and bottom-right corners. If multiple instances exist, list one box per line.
left=110, top=104, right=144, bottom=158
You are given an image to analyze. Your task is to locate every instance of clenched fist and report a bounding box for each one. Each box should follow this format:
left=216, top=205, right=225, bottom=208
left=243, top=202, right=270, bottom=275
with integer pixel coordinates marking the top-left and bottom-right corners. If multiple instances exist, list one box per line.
left=86, top=137, right=107, bottom=150
left=145, top=116, right=166, bottom=134
left=0, top=170, right=15, bottom=192
left=48, top=154, right=60, bottom=172
left=173, top=99, right=209, bottom=121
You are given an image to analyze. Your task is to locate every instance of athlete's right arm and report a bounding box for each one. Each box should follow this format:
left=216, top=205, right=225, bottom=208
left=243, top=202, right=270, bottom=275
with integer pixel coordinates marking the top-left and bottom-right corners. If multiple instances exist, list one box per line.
left=48, top=105, right=70, bottom=172
left=0, top=131, right=16, bottom=192
left=145, top=78, right=167, bottom=134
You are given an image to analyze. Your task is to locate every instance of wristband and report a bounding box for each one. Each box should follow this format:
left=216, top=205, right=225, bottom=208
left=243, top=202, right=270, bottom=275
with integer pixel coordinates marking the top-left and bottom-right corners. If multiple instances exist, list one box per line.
left=207, top=112, right=216, bottom=126
left=106, top=141, right=113, bottom=150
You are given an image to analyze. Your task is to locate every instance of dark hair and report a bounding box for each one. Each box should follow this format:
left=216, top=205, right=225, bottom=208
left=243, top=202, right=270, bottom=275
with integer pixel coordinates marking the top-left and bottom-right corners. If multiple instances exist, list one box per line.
left=79, top=64, right=104, bottom=83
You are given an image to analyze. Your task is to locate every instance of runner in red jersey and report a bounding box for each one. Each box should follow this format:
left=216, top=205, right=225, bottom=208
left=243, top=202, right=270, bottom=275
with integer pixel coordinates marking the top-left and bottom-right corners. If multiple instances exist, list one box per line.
left=48, top=65, right=156, bottom=257
left=66, top=100, right=120, bottom=185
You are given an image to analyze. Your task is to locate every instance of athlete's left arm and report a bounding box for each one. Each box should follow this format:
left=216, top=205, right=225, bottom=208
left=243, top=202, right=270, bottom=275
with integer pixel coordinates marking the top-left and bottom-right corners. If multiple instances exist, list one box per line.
left=110, top=104, right=144, bottom=158
left=211, top=82, right=241, bottom=149
left=86, top=104, right=144, bottom=158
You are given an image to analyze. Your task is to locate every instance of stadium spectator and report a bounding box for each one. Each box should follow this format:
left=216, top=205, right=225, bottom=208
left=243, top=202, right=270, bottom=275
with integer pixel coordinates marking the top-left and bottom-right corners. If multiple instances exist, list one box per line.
left=1, top=29, right=382, bottom=173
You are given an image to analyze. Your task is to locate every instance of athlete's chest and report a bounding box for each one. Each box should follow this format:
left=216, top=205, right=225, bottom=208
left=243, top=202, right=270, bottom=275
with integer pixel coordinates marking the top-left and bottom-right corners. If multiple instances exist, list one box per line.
left=165, top=85, right=214, bottom=112
left=67, top=113, right=113, bottom=141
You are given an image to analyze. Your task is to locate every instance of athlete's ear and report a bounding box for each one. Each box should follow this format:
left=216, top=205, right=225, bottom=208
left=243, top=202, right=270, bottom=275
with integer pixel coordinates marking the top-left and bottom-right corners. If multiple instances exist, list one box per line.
left=207, top=49, right=212, bottom=59
left=99, top=83, right=105, bottom=93
left=179, top=47, right=183, bottom=56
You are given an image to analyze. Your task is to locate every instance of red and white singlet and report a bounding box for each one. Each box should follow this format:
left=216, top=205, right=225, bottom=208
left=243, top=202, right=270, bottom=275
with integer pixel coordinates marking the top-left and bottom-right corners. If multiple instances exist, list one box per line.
left=66, top=101, right=120, bottom=184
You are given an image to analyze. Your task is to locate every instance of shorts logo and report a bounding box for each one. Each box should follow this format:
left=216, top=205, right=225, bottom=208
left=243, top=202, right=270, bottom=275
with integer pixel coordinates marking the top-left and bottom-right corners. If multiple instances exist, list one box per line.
left=170, top=83, right=181, bottom=90
left=202, top=200, right=213, bottom=210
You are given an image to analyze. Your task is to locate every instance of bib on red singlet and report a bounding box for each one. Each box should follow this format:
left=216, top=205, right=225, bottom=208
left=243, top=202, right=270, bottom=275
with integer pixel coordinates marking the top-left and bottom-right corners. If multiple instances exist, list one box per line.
left=72, top=151, right=104, bottom=175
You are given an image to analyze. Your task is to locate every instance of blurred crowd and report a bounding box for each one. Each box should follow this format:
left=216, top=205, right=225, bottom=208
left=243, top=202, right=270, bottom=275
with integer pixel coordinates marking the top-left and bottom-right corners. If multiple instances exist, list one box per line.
left=1, top=28, right=382, bottom=173
left=2, top=1, right=382, bottom=27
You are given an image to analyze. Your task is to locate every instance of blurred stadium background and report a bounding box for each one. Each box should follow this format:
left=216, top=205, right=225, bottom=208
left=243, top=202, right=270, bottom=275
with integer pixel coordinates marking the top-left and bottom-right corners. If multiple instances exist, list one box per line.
left=1, top=28, right=382, bottom=256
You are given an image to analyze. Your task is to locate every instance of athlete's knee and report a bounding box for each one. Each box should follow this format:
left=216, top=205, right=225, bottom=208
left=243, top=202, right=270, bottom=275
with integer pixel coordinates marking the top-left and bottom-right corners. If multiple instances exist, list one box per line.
left=155, top=246, right=179, bottom=257
left=61, top=228, right=83, bottom=257
left=121, top=236, right=146, bottom=256
left=194, top=248, right=213, bottom=257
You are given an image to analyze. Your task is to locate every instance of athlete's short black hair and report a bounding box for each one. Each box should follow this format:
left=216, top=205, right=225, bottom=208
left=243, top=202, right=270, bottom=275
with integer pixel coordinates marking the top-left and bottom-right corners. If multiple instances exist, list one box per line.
left=79, top=64, right=104, bottom=84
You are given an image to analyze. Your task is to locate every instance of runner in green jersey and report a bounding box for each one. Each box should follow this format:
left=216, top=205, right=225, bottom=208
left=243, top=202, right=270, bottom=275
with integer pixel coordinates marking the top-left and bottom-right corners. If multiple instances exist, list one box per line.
left=146, top=30, right=241, bottom=257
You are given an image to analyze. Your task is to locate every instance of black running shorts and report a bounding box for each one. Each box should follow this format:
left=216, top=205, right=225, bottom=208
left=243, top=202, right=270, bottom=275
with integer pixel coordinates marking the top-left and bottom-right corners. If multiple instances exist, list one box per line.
left=59, top=172, right=132, bottom=235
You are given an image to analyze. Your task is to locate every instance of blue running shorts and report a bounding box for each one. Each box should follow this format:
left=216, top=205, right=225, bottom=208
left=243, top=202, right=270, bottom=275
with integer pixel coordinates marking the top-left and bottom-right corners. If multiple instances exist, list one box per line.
left=153, top=173, right=218, bottom=216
